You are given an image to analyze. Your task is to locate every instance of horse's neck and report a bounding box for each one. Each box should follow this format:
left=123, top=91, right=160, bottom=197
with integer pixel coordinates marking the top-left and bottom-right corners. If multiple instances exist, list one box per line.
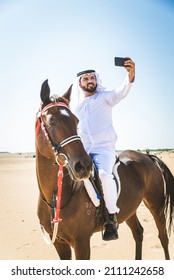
left=60, top=169, right=83, bottom=209
left=62, top=170, right=80, bottom=195
left=36, top=149, right=80, bottom=206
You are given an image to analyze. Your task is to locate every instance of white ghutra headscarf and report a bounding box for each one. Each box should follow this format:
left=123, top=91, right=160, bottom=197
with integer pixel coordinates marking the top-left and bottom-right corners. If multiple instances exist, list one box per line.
left=70, top=69, right=106, bottom=115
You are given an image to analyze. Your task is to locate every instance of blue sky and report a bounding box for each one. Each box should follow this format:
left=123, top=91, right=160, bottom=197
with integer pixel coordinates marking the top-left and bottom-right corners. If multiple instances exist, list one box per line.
left=0, top=0, right=174, bottom=152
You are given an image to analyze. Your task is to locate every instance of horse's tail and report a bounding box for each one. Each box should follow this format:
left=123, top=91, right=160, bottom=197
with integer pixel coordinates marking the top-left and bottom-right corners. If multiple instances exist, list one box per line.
left=148, top=154, right=174, bottom=234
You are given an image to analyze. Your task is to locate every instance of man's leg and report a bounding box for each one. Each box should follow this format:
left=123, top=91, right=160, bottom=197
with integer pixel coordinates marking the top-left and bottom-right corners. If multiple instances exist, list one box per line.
left=91, top=152, right=119, bottom=241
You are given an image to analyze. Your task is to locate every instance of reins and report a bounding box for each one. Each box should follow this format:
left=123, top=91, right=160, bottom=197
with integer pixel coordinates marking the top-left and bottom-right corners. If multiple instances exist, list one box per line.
left=36, top=101, right=81, bottom=244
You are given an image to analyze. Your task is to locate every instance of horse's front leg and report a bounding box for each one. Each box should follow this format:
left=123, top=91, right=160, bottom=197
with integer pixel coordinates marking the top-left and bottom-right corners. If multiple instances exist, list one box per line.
left=53, top=238, right=72, bottom=260
left=74, top=236, right=91, bottom=260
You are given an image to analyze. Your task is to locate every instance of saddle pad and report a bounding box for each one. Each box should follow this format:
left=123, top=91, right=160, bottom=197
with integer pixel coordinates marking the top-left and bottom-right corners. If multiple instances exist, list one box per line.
left=83, top=179, right=100, bottom=207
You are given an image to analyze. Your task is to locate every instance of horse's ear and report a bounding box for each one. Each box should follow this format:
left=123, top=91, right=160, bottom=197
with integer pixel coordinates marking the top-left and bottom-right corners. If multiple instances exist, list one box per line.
left=62, top=84, right=73, bottom=102
left=40, top=79, right=50, bottom=104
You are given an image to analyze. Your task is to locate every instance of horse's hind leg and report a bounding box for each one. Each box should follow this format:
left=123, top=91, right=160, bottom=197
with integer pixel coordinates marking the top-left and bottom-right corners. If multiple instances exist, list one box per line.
left=126, top=212, right=144, bottom=260
left=144, top=201, right=170, bottom=260
left=53, top=238, right=72, bottom=260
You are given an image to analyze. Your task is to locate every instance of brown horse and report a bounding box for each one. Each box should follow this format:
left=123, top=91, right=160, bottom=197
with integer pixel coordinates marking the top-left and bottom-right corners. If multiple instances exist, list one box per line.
left=35, top=80, right=174, bottom=260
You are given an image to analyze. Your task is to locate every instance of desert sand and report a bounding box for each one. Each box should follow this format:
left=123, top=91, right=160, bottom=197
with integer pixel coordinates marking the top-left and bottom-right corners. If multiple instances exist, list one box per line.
left=0, top=151, right=174, bottom=260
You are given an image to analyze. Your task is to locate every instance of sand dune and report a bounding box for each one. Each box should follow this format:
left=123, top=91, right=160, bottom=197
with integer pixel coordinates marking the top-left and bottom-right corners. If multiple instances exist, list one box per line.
left=0, top=152, right=174, bottom=260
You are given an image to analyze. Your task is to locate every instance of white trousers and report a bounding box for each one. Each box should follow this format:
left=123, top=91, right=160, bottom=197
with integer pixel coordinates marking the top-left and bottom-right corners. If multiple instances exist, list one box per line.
left=90, top=150, right=119, bottom=214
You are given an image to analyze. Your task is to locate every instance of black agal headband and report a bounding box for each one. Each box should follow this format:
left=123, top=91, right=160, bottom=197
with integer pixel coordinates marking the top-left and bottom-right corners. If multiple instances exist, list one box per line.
left=77, top=69, right=95, bottom=77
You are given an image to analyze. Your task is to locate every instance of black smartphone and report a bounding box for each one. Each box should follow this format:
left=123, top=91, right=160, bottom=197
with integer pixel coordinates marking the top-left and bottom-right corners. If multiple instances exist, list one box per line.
left=114, top=57, right=129, bottom=67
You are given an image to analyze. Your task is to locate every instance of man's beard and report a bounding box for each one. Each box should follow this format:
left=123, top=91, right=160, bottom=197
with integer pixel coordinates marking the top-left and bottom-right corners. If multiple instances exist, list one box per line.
left=81, top=83, right=97, bottom=93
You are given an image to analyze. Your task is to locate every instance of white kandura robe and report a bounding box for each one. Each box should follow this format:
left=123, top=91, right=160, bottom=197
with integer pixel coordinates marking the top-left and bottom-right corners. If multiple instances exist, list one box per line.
left=75, top=75, right=132, bottom=213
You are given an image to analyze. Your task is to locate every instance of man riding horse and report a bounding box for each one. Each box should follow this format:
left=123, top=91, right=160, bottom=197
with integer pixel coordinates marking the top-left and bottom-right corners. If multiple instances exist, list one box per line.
left=70, top=58, right=135, bottom=240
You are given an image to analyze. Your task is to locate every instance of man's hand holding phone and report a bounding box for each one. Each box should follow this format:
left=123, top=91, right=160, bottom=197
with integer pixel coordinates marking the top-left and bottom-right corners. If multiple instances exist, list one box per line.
left=114, top=57, right=135, bottom=83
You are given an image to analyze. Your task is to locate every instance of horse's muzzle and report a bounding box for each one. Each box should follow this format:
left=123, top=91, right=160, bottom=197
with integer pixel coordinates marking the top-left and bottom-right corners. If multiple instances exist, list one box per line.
left=68, top=156, right=92, bottom=180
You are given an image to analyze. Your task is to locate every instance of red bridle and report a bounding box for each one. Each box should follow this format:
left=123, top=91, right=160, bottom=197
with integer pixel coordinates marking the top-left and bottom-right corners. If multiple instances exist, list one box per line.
left=36, top=102, right=81, bottom=228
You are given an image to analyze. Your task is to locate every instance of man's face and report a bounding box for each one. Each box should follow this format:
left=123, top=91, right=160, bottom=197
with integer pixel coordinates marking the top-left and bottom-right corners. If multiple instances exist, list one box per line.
left=79, top=73, right=97, bottom=94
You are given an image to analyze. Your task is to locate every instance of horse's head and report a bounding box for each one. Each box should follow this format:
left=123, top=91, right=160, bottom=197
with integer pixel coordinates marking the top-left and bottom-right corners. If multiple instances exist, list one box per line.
left=35, top=79, right=92, bottom=181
